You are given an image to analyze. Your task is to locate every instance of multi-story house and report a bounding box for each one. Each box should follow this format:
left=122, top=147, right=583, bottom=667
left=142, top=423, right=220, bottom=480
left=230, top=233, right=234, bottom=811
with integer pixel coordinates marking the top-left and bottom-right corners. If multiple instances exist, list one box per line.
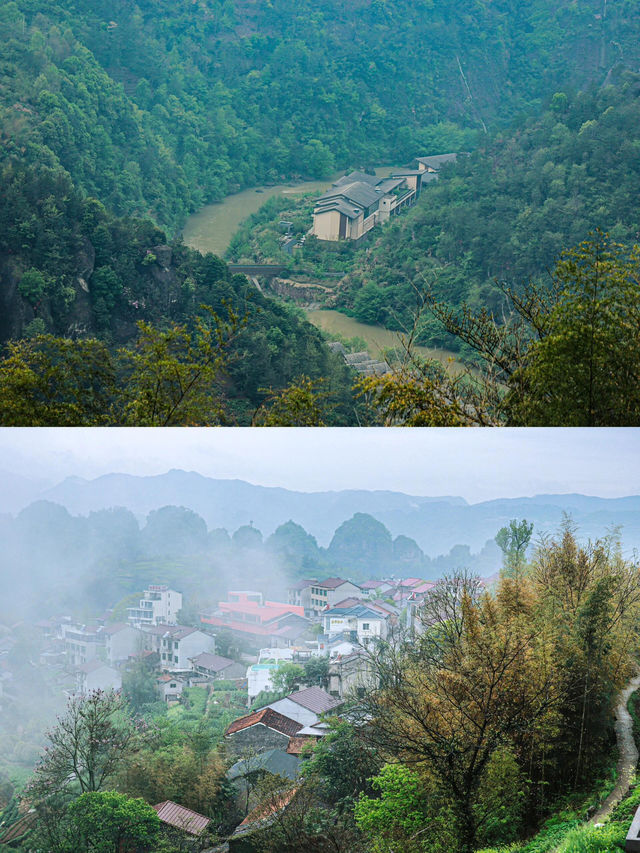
left=127, top=585, right=182, bottom=627
left=141, top=625, right=215, bottom=672
left=102, top=623, right=143, bottom=665
left=321, top=603, right=389, bottom=647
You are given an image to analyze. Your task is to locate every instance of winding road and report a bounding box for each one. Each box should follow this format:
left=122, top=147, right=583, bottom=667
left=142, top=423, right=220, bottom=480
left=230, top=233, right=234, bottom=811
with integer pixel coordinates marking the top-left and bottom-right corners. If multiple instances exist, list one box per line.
left=590, top=673, right=640, bottom=825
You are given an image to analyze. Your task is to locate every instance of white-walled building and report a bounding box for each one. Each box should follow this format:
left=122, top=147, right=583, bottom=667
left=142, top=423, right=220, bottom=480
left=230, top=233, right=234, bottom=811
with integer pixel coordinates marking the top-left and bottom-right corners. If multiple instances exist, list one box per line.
left=322, top=604, right=388, bottom=647
left=128, top=585, right=182, bottom=627
left=62, top=624, right=105, bottom=666
left=103, top=623, right=142, bottom=665
left=262, top=687, right=342, bottom=727
left=157, top=674, right=185, bottom=702
left=289, top=578, right=363, bottom=616
left=141, top=625, right=215, bottom=672
left=76, top=661, right=121, bottom=694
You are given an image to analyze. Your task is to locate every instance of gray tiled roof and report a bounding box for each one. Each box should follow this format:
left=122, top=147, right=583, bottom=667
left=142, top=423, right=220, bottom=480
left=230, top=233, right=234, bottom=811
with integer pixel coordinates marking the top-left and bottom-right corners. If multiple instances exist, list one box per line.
left=314, top=198, right=363, bottom=219
left=417, top=153, right=457, bottom=169
left=317, top=180, right=381, bottom=210
left=334, top=170, right=380, bottom=187
left=228, top=749, right=300, bottom=782
left=286, top=686, right=343, bottom=714
left=189, top=652, right=235, bottom=672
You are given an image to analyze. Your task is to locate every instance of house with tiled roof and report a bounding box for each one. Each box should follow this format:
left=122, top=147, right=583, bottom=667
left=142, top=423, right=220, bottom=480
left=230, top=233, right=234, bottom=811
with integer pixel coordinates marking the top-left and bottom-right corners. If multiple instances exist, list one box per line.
left=259, top=686, right=343, bottom=728
left=140, top=624, right=215, bottom=672
left=153, top=800, right=210, bottom=836
left=416, top=152, right=457, bottom=172
left=157, top=673, right=185, bottom=702
left=102, top=622, right=141, bottom=665
left=189, top=652, right=246, bottom=681
left=311, top=168, right=426, bottom=242
left=75, top=660, right=121, bottom=694
left=322, top=603, right=389, bottom=647
left=225, top=707, right=303, bottom=756
left=202, top=592, right=309, bottom=649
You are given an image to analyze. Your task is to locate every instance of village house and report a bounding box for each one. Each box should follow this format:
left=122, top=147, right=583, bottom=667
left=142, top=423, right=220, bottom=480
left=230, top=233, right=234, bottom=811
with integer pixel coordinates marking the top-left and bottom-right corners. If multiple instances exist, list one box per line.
left=201, top=592, right=309, bottom=649
left=308, top=578, right=364, bottom=616
left=358, top=579, right=394, bottom=597
left=327, top=650, right=377, bottom=700
left=416, top=152, right=457, bottom=172
left=102, top=622, right=142, bottom=665
left=259, top=686, right=342, bottom=728
left=225, top=707, right=304, bottom=756
left=75, top=660, right=122, bottom=694
left=311, top=170, right=425, bottom=242
left=153, top=800, right=211, bottom=841
left=189, top=652, right=246, bottom=681
left=140, top=624, right=215, bottom=672
left=62, top=623, right=105, bottom=666
left=227, top=748, right=301, bottom=811
left=127, top=584, right=182, bottom=627
left=321, top=602, right=389, bottom=647
left=157, top=673, right=185, bottom=702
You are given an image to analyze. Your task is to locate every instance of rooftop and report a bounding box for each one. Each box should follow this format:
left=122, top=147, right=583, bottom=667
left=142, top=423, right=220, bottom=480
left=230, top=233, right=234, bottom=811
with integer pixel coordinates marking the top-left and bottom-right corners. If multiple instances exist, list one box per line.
left=286, top=686, right=343, bottom=714
left=141, top=624, right=198, bottom=639
left=225, top=707, right=303, bottom=738
left=316, top=577, right=352, bottom=590
left=417, top=153, right=457, bottom=169
left=153, top=801, right=210, bottom=835
left=228, top=748, right=300, bottom=782
left=189, top=652, right=235, bottom=672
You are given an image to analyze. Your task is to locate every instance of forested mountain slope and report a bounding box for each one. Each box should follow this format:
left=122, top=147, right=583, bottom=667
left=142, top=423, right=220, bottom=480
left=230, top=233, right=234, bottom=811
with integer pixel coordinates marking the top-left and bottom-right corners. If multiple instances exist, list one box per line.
left=2, top=0, right=640, bottom=414
left=3, top=0, right=640, bottom=234
left=340, top=74, right=640, bottom=351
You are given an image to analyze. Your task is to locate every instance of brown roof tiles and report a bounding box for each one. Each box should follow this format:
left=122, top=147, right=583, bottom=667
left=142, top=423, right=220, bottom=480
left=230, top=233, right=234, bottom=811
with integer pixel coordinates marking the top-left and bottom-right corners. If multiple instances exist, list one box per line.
left=225, top=707, right=303, bottom=738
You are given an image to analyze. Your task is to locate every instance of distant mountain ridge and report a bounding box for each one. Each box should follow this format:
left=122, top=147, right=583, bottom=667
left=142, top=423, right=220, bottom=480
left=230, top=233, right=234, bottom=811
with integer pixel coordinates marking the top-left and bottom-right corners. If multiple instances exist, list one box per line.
left=1, top=469, right=633, bottom=556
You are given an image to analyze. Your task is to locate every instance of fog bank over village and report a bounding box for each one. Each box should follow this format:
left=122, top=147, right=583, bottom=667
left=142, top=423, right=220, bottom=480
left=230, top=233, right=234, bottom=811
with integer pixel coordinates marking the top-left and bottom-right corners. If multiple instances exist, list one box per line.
left=0, top=428, right=638, bottom=851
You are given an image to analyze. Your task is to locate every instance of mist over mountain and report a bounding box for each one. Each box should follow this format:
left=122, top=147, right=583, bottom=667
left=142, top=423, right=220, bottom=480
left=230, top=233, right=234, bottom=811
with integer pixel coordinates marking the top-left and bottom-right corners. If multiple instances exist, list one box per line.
left=4, top=469, right=636, bottom=554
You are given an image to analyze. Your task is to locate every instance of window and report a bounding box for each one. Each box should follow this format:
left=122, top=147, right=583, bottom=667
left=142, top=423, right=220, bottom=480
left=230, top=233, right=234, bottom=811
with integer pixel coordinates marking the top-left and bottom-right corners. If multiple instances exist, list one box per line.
left=170, top=683, right=176, bottom=688
left=362, top=623, right=370, bottom=631
left=174, top=656, right=178, bottom=663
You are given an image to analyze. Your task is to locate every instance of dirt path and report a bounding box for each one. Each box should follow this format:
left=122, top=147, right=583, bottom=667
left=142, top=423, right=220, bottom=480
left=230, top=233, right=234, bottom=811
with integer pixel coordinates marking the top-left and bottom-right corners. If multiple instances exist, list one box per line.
left=589, top=673, right=640, bottom=824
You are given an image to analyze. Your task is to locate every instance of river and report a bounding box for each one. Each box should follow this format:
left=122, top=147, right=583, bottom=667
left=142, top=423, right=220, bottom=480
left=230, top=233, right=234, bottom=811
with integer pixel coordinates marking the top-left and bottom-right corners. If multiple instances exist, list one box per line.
left=305, top=309, right=460, bottom=369
left=182, top=168, right=461, bottom=369
left=181, top=166, right=403, bottom=257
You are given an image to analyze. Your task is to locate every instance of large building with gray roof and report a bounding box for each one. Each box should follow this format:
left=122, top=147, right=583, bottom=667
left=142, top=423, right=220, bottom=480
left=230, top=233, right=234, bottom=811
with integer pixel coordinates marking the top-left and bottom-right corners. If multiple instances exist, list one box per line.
left=311, top=155, right=453, bottom=242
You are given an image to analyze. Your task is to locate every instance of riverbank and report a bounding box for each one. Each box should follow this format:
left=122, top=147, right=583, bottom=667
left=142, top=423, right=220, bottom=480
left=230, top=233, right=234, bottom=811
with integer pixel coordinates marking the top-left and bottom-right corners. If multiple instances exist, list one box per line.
left=181, top=166, right=403, bottom=257
left=305, top=309, right=460, bottom=369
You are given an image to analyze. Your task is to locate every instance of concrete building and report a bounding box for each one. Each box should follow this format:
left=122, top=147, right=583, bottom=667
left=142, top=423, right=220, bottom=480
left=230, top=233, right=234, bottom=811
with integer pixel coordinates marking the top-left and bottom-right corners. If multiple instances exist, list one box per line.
left=102, top=623, right=142, bottom=665
left=157, top=673, right=185, bottom=702
left=189, top=652, right=246, bottom=681
left=311, top=170, right=424, bottom=242
left=328, top=651, right=377, bottom=700
left=75, top=660, right=122, bottom=694
left=322, top=603, right=389, bottom=647
left=141, top=625, right=215, bottom=672
left=201, top=592, right=308, bottom=649
left=261, top=686, right=342, bottom=728
left=127, top=585, right=182, bottom=627
left=62, top=624, right=105, bottom=666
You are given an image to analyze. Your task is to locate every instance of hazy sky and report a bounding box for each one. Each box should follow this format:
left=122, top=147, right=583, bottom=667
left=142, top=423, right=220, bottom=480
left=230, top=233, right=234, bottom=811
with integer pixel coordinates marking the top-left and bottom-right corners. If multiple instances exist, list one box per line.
left=0, top=427, right=637, bottom=502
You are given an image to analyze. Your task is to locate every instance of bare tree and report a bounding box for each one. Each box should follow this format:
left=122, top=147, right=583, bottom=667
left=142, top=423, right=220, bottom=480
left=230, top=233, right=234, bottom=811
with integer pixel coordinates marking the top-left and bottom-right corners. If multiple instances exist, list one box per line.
left=28, top=690, right=143, bottom=800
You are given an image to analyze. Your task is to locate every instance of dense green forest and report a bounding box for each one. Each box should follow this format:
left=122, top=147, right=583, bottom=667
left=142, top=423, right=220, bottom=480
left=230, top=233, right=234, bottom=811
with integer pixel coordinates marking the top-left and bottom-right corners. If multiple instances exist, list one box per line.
left=340, top=73, right=640, bottom=352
